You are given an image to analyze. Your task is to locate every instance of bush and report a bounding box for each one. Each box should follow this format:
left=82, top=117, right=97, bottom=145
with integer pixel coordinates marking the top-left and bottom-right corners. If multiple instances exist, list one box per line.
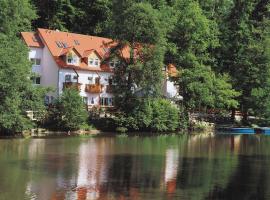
left=45, top=88, right=88, bottom=131
left=114, top=98, right=180, bottom=132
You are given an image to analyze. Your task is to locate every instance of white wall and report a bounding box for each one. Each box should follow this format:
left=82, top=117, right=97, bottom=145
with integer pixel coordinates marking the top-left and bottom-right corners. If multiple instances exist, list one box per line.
left=29, top=47, right=43, bottom=75
left=41, top=46, right=59, bottom=96
left=59, top=69, right=114, bottom=106
left=166, top=79, right=178, bottom=98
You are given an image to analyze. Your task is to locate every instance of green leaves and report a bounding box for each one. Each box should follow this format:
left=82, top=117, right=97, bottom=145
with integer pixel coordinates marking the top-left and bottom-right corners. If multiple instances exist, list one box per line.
left=48, top=88, right=88, bottom=131
left=115, top=98, right=180, bottom=132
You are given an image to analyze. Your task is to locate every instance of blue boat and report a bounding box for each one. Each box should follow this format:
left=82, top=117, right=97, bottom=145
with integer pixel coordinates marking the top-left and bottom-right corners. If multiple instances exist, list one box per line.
left=220, top=127, right=255, bottom=134
left=255, top=127, right=270, bottom=134
left=230, top=128, right=255, bottom=134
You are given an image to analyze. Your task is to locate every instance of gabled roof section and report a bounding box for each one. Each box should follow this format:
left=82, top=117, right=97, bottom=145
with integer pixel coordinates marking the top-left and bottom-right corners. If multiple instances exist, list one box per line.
left=37, top=28, right=126, bottom=58
left=21, top=32, right=44, bottom=48
left=59, top=46, right=81, bottom=57
left=83, top=49, right=102, bottom=59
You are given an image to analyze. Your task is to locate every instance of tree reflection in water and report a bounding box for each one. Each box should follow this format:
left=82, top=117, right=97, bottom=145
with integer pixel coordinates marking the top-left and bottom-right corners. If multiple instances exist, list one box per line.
left=1, top=135, right=270, bottom=199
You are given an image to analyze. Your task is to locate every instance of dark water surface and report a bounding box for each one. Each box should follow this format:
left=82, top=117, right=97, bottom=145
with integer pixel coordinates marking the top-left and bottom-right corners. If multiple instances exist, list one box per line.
left=0, top=134, right=270, bottom=200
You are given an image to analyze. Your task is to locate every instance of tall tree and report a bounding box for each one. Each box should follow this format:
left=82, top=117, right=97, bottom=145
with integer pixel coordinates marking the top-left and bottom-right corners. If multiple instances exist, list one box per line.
left=0, top=0, right=46, bottom=134
left=31, top=0, right=112, bottom=36
left=168, top=0, right=239, bottom=113
left=218, top=0, right=270, bottom=121
left=109, top=1, right=174, bottom=112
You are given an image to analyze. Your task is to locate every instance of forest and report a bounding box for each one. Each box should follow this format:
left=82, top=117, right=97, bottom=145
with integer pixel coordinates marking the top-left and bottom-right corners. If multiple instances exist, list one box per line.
left=0, top=0, right=269, bottom=133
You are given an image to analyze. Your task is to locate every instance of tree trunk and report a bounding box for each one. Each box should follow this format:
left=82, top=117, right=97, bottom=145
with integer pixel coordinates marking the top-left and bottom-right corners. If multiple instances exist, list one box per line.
left=231, top=108, right=235, bottom=122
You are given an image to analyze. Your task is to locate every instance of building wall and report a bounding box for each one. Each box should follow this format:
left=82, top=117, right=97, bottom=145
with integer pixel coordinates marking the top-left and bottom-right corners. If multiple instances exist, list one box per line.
left=41, top=46, right=59, bottom=96
left=29, top=47, right=43, bottom=75
left=59, top=69, right=114, bottom=106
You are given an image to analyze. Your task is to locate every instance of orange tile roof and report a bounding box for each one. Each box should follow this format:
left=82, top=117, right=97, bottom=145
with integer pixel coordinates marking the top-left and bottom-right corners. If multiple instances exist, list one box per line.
left=167, top=64, right=179, bottom=77
left=37, top=28, right=131, bottom=72
left=21, top=32, right=44, bottom=48
left=22, top=29, right=176, bottom=74
left=38, top=28, right=116, bottom=57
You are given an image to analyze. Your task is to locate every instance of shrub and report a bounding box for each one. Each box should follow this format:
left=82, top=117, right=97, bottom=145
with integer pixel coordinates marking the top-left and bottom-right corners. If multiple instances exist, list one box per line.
left=46, top=88, right=88, bottom=131
left=114, top=98, right=180, bottom=132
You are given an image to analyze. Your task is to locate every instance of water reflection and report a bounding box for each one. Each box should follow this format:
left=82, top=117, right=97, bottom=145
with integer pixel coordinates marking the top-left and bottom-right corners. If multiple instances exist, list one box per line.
left=1, top=135, right=270, bottom=199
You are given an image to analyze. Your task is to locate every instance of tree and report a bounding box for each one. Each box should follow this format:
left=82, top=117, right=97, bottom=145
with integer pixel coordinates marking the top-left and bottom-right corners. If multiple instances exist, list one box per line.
left=31, top=0, right=112, bottom=36
left=0, top=0, right=46, bottom=134
left=218, top=0, right=270, bottom=121
left=108, top=2, right=174, bottom=113
left=115, top=98, right=180, bottom=132
left=49, top=88, right=88, bottom=131
left=167, top=0, right=238, bottom=116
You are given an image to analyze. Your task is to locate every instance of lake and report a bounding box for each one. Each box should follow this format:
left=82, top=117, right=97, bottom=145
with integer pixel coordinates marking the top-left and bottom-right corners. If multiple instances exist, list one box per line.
left=0, top=134, right=270, bottom=200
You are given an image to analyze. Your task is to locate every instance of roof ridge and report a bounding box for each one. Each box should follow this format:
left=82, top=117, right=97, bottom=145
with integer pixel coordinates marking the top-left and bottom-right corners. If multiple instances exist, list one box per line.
left=37, top=28, right=113, bottom=41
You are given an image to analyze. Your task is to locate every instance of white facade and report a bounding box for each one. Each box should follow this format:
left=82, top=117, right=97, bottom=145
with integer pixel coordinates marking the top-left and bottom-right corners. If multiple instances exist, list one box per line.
left=58, top=69, right=114, bottom=106
left=25, top=29, right=180, bottom=108
left=28, top=46, right=114, bottom=107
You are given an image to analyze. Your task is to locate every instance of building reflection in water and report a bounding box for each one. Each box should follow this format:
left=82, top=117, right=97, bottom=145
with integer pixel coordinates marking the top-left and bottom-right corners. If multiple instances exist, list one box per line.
left=24, top=139, right=111, bottom=200
left=164, top=148, right=179, bottom=196
left=21, top=135, right=262, bottom=200
left=74, top=139, right=109, bottom=200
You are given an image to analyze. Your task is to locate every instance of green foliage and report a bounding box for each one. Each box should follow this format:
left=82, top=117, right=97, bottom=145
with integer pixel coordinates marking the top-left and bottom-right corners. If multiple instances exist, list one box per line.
left=217, top=0, right=270, bottom=120
left=115, top=99, right=180, bottom=132
left=47, top=88, right=88, bottom=131
left=0, top=0, right=46, bottom=134
left=181, top=66, right=239, bottom=110
left=31, top=0, right=112, bottom=36
left=109, top=1, right=174, bottom=113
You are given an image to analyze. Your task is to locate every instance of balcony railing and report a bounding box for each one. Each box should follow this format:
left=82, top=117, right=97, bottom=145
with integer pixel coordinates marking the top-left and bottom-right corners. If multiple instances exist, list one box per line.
left=63, top=82, right=82, bottom=91
left=106, top=85, right=113, bottom=93
left=85, top=84, right=103, bottom=93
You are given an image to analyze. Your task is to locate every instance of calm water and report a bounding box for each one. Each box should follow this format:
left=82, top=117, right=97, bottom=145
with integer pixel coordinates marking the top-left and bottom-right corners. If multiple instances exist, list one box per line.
left=0, top=134, right=270, bottom=200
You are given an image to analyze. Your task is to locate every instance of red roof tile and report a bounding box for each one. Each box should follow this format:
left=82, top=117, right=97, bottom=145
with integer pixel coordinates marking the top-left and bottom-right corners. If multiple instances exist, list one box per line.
left=21, top=32, right=44, bottom=48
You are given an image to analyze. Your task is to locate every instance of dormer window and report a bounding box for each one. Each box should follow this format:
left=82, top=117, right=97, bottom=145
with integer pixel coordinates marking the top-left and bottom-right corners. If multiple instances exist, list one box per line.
left=88, top=58, right=94, bottom=66
left=94, top=59, right=99, bottom=66
left=88, top=58, right=100, bottom=67
left=109, top=60, right=120, bottom=68
left=67, top=53, right=79, bottom=65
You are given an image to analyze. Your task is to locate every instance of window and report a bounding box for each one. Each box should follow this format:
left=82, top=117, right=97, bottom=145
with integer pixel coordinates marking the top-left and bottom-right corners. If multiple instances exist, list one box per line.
left=82, top=97, right=88, bottom=104
left=67, top=53, right=79, bottom=65
left=88, top=57, right=99, bottom=67
left=50, top=96, right=55, bottom=103
left=31, top=76, right=41, bottom=85
left=109, top=60, right=120, bottom=68
left=109, top=61, right=114, bottom=68
left=108, top=77, right=113, bottom=85
left=88, top=77, right=93, bottom=84
left=74, top=40, right=80, bottom=45
left=65, top=74, right=71, bottom=82
left=88, top=58, right=94, bottom=66
left=45, top=96, right=50, bottom=105
left=100, top=97, right=114, bottom=106
left=94, top=59, right=99, bottom=66
left=91, top=97, right=94, bottom=104
left=95, top=77, right=100, bottom=85
left=73, top=75, right=78, bottom=80
left=30, top=58, right=41, bottom=66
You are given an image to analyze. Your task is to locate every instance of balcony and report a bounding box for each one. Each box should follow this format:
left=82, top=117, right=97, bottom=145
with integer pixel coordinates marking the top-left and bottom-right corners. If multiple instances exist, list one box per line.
left=63, top=82, right=82, bottom=91
left=85, top=84, right=103, bottom=93
left=106, top=85, right=113, bottom=93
